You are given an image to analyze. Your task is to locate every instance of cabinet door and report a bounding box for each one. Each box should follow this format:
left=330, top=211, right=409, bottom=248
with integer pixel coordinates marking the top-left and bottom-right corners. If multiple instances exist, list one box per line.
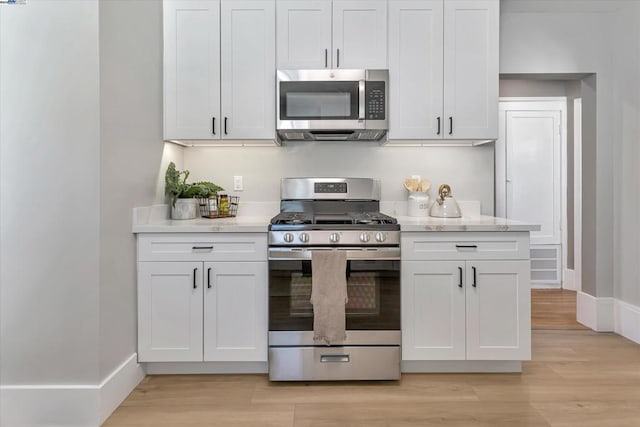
left=163, top=0, right=221, bottom=140
left=332, top=0, right=388, bottom=69
left=443, top=0, right=498, bottom=139
left=388, top=0, right=443, bottom=140
left=138, top=262, right=203, bottom=362
left=402, top=261, right=466, bottom=360
left=221, top=0, right=276, bottom=139
left=276, top=0, right=332, bottom=69
left=465, top=260, right=531, bottom=360
left=203, top=262, right=268, bottom=361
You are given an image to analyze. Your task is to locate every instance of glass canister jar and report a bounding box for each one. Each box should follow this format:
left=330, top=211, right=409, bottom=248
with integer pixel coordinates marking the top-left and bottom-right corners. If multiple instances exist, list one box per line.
left=218, top=192, right=229, bottom=215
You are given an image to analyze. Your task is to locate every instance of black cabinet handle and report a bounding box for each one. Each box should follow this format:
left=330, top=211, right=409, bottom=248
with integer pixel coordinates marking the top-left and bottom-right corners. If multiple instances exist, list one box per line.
left=324, top=49, right=328, bottom=68
left=458, top=266, right=463, bottom=288
left=455, top=245, right=478, bottom=249
left=192, top=246, right=213, bottom=250
left=449, top=116, right=453, bottom=135
left=472, top=266, right=477, bottom=287
left=336, top=48, right=340, bottom=68
left=212, top=117, right=216, bottom=135
left=207, top=267, right=212, bottom=289
left=436, top=117, right=441, bottom=135
left=193, top=267, right=197, bottom=289
left=224, top=117, right=228, bottom=135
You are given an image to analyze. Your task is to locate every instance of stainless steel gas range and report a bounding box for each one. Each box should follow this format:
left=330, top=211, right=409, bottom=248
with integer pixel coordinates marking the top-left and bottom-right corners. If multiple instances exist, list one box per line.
left=268, top=177, right=400, bottom=381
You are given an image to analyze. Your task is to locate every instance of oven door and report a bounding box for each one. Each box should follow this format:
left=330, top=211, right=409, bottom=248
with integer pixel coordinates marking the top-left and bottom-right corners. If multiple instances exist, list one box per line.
left=268, top=247, right=400, bottom=345
left=277, top=69, right=366, bottom=131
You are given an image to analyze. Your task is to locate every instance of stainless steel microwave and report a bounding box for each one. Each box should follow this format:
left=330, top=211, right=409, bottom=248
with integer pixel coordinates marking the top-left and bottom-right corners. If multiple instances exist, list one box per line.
left=276, top=69, right=388, bottom=142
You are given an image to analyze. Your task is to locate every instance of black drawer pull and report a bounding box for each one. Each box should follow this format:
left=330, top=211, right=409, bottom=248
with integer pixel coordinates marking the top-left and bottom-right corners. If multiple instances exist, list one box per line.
left=192, top=246, right=213, bottom=250
left=455, top=245, right=478, bottom=249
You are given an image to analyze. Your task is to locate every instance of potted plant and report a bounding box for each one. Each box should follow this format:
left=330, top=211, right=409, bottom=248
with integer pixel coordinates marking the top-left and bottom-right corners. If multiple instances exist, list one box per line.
left=165, top=162, right=224, bottom=219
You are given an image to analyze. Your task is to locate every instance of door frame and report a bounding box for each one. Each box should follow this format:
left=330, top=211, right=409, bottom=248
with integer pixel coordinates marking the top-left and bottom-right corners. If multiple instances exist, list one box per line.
left=496, top=97, right=568, bottom=288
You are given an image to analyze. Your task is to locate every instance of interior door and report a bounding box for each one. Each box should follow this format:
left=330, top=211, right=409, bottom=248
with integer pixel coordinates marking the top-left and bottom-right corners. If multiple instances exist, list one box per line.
left=503, top=108, right=562, bottom=245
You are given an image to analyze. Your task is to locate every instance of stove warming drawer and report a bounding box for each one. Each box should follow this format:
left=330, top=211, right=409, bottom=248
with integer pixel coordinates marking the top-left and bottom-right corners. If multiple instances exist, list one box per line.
left=269, top=345, right=400, bottom=381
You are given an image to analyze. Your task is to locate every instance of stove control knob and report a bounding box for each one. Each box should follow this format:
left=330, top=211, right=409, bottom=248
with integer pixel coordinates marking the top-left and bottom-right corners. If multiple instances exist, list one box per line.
left=299, top=232, right=310, bottom=243
left=329, top=233, right=340, bottom=243
left=283, top=232, right=294, bottom=243
left=375, top=232, right=386, bottom=243
left=359, top=232, right=371, bottom=243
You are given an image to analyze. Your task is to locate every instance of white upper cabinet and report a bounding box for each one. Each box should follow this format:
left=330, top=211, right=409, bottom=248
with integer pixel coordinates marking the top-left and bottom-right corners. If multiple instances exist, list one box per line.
left=276, top=0, right=332, bottom=69
left=221, top=0, right=276, bottom=139
left=388, top=0, right=443, bottom=139
left=163, top=0, right=275, bottom=142
left=276, top=0, right=387, bottom=69
left=332, top=0, right=388, bottom=69
left=163, top=0, right=221, bottom=140
left=443, top=0, right=499, bottom=139
left=388, top=0, right=499, bottom=141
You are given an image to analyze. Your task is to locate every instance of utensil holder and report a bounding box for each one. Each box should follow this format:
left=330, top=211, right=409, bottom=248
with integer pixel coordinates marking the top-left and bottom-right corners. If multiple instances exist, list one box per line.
left=407, top=192, right=430, bottom=217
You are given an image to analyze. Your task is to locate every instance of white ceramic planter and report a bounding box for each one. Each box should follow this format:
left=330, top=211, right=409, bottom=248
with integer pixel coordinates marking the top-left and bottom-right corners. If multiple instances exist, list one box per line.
left=171, top=198, right=198, bottom=220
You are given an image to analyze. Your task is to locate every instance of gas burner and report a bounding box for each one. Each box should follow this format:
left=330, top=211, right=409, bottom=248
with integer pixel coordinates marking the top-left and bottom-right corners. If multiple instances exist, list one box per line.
left=271, top=212, right=313, bottom=225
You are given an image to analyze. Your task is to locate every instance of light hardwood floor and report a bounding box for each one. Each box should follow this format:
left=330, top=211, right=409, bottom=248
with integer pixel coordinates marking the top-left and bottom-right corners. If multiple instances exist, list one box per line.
left=105, top=290, right=640, bottom=426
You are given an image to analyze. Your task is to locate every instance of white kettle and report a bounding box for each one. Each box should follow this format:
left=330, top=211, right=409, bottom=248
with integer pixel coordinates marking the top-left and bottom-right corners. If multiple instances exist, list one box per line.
left=429, top=184, right=462, bottom=218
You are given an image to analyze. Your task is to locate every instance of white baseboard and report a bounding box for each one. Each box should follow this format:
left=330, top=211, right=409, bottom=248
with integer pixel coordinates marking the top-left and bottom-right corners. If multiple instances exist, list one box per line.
left=0, top=353, right=145, bottom=427
left=401, top=360, right=522, bottom=373
left=577, top=291, right=614, bottom=331
left=99, top=353, right=146, bottom=425
left=531, top=282, right=561, bottom=289
left=563, top=268, right=577, bottom=291
left=614, top=299, right=640, bottom=345
left=145, top=361, right=268, bottom=375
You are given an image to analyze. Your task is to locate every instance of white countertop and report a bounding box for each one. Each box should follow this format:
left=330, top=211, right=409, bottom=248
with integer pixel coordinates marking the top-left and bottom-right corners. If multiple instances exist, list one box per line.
left=132, top=204, right=273, bottom=233
left=133, top=205, right=539, bottom=233
left=397, top=215, right=540, bottom=232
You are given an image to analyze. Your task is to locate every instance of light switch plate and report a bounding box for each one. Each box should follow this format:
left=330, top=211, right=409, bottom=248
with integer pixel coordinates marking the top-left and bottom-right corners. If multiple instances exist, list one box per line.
left=233, top=176, right=243, bottom=191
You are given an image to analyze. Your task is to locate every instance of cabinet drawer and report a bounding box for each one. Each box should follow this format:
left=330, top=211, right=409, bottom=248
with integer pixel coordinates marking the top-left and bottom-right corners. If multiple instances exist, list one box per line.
left=138, top=233, right=267, bottom=262
left=401, top=232, right=529, bottom=261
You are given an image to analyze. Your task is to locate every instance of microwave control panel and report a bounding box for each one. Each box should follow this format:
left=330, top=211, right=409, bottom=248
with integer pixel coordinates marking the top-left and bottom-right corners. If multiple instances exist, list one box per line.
left=365, top=81, right=386, bottom=120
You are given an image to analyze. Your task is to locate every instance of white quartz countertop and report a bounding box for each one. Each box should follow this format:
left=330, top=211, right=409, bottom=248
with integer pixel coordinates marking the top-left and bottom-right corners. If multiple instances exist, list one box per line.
left=397, top=215, right=541, bottom=232
left=132, top=204, right=273, bottom=233
left=133, top=205, right=539, bottom=233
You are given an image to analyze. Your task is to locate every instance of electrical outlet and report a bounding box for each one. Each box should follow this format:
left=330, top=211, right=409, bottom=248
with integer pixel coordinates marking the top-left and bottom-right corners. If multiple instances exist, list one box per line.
left=233, top=176, right=243, bottom=191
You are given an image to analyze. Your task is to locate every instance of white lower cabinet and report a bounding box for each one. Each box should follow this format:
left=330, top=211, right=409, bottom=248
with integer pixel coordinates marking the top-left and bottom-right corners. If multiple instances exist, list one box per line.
left=402, top=232, right=531, bottom=363
left=137, top=233, right=268, bottom=363
left=203, top=262, right=267, bottom=361
left=138, top=261, right=204, bottom=362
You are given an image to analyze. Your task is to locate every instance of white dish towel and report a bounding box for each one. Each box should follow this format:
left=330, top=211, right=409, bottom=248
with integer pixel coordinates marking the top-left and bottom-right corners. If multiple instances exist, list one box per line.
left=310, top=250, right=348, bottom=345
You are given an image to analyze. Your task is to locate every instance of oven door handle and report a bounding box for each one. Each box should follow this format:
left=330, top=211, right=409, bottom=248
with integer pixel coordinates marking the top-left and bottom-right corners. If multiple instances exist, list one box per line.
left=268, top=247, right=400, bottom=261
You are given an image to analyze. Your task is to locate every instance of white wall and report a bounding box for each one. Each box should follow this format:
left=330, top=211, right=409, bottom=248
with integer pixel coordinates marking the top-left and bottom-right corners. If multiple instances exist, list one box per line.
left=501, top=0, right=640, bottom=307
left=98, top=0, right=164, bottom=380
left=500, top=0, right=616, bottom=299
left=610, top=3, right=640, bottom=306
left=0, top=0, right=101, bottom=386
left=183, top=143, right=495, bottom=214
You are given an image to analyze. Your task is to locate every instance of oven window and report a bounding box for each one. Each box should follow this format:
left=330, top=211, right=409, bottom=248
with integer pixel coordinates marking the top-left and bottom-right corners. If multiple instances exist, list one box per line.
left=280, top=81, right=359, bottom=120
left=269, top=259, right=400, bottom=331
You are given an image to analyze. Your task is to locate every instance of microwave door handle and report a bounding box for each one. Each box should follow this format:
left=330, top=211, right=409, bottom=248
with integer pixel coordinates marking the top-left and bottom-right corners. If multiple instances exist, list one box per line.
left=358, top=80, right=365, bottom=120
